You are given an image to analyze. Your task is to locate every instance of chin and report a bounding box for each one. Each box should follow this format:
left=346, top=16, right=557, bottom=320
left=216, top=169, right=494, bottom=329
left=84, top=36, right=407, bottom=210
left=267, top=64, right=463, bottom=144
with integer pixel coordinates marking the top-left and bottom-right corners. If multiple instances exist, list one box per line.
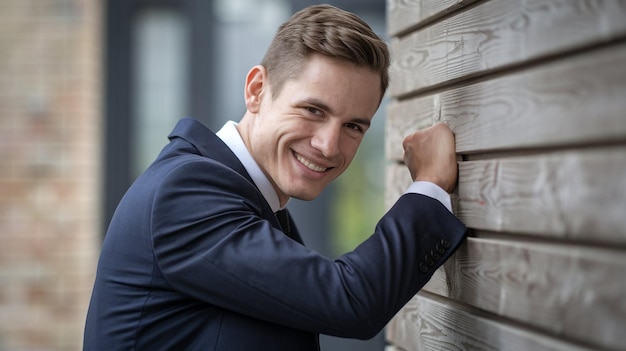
left=292, top=194, right=318, bottom=202
left=291, top=189, right=323, bottom=202
left=285, top=178, right=329, bottom=201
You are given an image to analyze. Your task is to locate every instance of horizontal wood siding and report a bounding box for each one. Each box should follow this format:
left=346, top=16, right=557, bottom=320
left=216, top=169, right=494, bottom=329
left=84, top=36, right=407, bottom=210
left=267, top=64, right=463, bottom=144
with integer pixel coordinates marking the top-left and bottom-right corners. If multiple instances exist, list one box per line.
left=387, top=292, right=598, bottom=351
left=387, top=146, right=626, bottom=243
left=387, top=0, right=480, bottom=36
left=386, top=45, right=626, bottom=158
left=385, top=0, right=626, bottom=350
left=389, top=0, right=626, bottom=97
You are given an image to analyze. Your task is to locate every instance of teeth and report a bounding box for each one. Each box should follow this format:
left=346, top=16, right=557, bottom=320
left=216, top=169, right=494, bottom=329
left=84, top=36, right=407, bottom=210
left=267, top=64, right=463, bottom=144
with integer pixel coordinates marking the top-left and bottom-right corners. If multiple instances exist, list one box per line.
left=296, top=154, right=327, bottom=172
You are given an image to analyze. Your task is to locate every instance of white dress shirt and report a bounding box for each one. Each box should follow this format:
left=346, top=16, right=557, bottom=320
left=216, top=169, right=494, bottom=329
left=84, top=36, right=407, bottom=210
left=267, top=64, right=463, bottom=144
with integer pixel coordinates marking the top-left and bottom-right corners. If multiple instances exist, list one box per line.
left=216, top=121, right=283, bottom=212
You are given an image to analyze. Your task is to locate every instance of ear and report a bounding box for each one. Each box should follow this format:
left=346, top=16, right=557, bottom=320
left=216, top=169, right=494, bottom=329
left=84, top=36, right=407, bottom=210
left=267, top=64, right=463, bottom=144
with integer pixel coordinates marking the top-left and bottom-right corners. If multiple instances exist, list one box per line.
left=244, top=65, right=269, bottom=114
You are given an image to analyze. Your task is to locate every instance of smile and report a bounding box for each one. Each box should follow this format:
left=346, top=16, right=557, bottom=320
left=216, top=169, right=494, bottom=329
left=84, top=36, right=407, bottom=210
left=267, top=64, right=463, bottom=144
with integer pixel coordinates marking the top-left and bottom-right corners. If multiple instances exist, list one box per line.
left=295, top=153, right=328, bottom=172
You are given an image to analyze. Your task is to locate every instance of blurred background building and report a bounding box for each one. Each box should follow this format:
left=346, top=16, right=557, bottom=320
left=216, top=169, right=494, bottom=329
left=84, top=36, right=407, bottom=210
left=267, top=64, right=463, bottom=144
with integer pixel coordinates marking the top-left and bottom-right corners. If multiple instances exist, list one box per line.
left=0, top=0, right=387, bottom=350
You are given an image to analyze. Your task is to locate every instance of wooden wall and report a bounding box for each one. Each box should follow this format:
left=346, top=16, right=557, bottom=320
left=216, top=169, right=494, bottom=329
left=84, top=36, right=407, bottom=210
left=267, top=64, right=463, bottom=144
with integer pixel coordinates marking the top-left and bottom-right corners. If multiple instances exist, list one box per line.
left=384, top=1, right=626, bottom=350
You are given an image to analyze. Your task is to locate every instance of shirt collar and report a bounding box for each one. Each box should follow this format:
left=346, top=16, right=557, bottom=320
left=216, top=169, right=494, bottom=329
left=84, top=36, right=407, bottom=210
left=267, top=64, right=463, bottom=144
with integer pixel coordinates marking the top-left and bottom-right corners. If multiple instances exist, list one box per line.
left=216, top=121, right=285, bottom=212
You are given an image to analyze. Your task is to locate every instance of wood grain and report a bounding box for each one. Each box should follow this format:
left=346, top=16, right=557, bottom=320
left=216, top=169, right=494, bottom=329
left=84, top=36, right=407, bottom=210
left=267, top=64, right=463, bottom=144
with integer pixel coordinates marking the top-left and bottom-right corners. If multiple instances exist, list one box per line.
left=387, top=0, right=480, bottom=37
left=386, top=146, right=626, bottom=243
left=385, top=95, right=437, bottom=160
left=386, top=44, right=626, bottom=159
left=416, top=238, right=626, bottom=350
left=385, top=1, right=626, bottom=350
left=384, top=346, right=407, bottom=351
left=389, top=0, right=626, bottom=97
left=386, top=291, right=596, bottom=351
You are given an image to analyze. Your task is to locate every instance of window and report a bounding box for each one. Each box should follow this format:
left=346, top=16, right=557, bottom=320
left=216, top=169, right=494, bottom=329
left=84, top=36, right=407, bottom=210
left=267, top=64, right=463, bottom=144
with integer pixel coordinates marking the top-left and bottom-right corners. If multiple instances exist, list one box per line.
left=131, top=7, right=190, bottom=177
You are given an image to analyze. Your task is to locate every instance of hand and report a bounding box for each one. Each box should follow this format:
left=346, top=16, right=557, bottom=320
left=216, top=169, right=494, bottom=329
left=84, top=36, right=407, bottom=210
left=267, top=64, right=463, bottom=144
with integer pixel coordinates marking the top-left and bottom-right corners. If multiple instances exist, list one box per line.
left=402, top=123, right=458, bottom=193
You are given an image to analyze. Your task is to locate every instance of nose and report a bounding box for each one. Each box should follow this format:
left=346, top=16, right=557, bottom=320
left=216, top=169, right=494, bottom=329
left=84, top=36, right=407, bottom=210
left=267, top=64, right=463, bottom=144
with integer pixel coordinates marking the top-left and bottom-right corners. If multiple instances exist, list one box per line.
left=311, top=123, right=341, bottom=158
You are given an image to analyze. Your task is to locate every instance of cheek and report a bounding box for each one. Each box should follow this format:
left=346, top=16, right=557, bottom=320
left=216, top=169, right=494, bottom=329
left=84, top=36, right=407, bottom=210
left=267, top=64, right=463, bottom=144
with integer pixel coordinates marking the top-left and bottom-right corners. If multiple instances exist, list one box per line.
left=262, top=126, right=293, bottom=165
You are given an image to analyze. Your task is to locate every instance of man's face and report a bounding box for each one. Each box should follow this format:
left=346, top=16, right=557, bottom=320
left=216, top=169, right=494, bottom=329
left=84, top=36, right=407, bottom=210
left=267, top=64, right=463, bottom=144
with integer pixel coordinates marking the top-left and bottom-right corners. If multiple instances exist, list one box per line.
left=244, top=55, right=382, bottom=205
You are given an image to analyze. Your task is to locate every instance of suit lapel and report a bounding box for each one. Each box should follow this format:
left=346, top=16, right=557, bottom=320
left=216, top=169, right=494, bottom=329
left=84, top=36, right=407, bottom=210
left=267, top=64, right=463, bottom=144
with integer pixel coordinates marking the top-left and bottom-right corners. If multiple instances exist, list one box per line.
left=168, top=118, right=252, bottom=183
left=167, top=118, right=304, bottom=244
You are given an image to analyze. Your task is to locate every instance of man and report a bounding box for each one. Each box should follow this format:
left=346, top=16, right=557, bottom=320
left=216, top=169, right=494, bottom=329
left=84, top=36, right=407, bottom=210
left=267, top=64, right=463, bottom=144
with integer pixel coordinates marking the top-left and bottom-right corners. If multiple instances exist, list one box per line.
left=84, top=4, right=467, bottom=350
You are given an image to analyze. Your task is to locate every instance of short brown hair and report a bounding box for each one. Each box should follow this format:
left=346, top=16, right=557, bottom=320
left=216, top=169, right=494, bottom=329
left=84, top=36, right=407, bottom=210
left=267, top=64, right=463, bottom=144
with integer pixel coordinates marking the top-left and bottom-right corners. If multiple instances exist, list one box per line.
left=260, top=4, right=390, bottom=100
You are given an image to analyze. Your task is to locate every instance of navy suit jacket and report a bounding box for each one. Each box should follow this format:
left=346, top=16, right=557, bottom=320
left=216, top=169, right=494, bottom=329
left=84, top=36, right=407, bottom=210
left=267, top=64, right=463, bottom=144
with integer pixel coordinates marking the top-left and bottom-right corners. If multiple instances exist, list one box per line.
left=84, top=118, right=467, bottom=350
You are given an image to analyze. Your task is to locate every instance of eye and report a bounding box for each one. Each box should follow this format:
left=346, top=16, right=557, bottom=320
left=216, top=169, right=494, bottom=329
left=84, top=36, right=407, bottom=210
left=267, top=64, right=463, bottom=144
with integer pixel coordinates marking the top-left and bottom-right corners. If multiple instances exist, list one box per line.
left=345, top=123, right=364, bottom=133
left=305, top=106, right=323, bottom=116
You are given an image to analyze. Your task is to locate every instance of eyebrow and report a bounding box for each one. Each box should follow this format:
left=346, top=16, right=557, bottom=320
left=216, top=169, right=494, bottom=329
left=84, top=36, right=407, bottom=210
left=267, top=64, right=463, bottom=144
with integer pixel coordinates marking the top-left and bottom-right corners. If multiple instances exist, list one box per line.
left=302, top=98, right=371, bottom=127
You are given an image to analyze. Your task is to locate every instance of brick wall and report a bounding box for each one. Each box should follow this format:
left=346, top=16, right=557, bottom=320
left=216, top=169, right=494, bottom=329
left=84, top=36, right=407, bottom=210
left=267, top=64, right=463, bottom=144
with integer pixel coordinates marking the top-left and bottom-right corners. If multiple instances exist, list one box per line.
left=0, top=0, right=102, bottom=350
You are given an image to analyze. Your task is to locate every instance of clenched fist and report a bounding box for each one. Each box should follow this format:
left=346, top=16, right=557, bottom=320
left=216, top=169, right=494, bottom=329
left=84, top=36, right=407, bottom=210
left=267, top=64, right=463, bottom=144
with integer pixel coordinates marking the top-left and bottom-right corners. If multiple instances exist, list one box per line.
left=402, top=123, right=458, bottom=193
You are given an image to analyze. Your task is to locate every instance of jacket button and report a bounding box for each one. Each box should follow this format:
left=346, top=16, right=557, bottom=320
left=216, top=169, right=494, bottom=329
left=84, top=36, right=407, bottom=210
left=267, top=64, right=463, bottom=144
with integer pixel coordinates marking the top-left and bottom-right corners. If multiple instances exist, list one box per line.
left=441, top=239, right=450, bottom=248
left=431, top=249, right=440, bottom=260
left=436, top=244, right=445, bottom=254
left=425, top=254, right=434, bottom=266
left=419, top=262, right=428, bottom=273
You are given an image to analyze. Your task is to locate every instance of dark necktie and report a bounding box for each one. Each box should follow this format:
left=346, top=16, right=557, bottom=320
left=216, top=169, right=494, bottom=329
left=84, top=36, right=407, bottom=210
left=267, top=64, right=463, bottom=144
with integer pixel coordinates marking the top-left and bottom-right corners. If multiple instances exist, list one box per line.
left=275, top=209, right=291, bottom=237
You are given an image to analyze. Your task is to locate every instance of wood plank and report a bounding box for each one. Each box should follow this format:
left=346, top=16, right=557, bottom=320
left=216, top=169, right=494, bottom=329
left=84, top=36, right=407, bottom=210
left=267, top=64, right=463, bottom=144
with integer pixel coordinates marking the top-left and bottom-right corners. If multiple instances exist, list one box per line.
left=384, top=346, right=407, bottom=351
left=384, top=95, right=437, bottom=161
left=417, top=238, right=626, bottom=350
left=385, top=162, right=413, bottom=210
left=387, top=0, right=480, bottom=37
left=456, top=148, right=626, bottom=242
left=389, top=0, right=626, bottom=97
left=386, top=146, right=626, bottom=243
left=386, top=44, right=626, bottom=159
left=386, top=291, right=596, bottom=351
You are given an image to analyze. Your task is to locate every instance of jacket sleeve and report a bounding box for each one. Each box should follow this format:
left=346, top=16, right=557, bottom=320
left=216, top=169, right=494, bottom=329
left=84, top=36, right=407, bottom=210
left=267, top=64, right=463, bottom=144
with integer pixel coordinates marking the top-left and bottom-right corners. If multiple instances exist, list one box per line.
left=151, top=158, right=467, bottom=339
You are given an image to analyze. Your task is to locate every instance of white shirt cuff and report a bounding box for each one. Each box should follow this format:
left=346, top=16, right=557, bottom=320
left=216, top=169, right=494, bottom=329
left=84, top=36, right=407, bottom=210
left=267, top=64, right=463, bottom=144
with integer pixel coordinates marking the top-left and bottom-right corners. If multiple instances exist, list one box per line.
left=404, top=181, right=452, bottom=212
